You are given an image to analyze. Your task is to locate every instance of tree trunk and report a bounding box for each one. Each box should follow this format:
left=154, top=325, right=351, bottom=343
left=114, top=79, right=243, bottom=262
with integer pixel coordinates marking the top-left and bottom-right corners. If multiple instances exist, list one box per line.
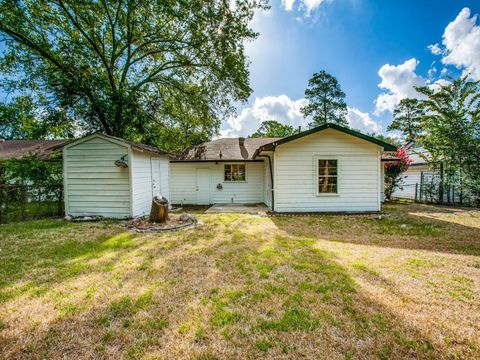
left=149, top=196, right=169, bottom=223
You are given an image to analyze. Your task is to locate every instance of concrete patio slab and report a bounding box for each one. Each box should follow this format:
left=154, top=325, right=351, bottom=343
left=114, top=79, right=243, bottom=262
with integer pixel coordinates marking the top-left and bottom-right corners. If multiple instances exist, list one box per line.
left=205, top=203, right=269, bottom=214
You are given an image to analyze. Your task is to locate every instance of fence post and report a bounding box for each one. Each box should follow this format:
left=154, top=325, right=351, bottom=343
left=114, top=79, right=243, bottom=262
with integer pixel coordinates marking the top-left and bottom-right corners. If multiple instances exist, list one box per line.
left=415, top=183, right=418, bottom=202
left=419, top=172, right=424, bottom=202
left=439, top=163, right=444, bottom=204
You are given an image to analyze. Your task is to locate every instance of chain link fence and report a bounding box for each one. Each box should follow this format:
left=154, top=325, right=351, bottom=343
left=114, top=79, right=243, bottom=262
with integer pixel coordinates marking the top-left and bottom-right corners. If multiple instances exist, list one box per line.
left=0, top=184, right=63, bottom=224
left=394, top=172, right=474, bottom=206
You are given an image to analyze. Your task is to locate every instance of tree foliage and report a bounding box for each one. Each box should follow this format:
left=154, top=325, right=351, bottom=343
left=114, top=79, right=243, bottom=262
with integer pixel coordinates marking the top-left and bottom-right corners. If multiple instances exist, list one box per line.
left=388, top=98, right=424, bottom=141
left=0, top=95, right=73, bottom=139
left=300, top=70, right=348, bottom=127
left=250, top=120, right=296, bottom=138
left=0, top=0, right=267, bottom=151
left=384, top=147, right=412, bottom=201
left=416, top=76, right=480, bottom=205
left=1, top=154, right=62, bottom=187
left=366, top=132, right=400, bottom=146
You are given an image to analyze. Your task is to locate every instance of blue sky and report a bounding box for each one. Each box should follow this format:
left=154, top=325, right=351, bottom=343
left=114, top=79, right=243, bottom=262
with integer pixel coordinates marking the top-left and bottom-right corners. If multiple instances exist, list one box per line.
left=1, top=1, right=479, bottom=138
left=221, top=0, right=480, bottom=137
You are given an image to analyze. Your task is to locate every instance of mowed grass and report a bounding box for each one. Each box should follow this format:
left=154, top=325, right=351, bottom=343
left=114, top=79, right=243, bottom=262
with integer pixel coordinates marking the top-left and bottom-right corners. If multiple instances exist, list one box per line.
left=0, top=204, right=479, bottom=359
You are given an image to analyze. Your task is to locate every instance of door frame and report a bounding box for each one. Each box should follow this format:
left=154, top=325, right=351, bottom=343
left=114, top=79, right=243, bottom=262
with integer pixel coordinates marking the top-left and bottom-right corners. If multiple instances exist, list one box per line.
left=196, top=168, right=211, bottom=205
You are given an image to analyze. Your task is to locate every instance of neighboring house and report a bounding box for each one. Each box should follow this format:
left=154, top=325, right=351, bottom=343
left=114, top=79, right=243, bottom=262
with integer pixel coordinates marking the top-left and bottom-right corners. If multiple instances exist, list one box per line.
left=392, top=141, right=467, bottom=204
left=0, top=139, right=67, bottom=161
left=391, top=141, right=433, bottom=200
left=61, top=124, right=396, bottom=218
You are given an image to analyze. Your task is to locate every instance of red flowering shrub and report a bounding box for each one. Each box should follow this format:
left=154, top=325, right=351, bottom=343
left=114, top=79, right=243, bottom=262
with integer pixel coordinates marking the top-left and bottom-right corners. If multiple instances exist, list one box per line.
left=384, top=147, right=412, bottom=201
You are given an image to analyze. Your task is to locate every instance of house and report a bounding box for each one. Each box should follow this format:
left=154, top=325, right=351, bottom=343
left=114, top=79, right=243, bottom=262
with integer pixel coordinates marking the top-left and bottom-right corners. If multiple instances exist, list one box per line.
left=0, top=139, right=67, bottom=161
left=391, top=142, right=433, bottom=200
left=62, top=124, right=396, bottom=218
left=391, top=141, right=466, bottom=204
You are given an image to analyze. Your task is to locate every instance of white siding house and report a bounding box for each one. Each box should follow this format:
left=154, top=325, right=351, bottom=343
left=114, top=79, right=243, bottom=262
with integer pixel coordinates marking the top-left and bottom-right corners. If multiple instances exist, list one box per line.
left=171, top=124, right=396, bottom=213
left=271, top=129, right=382, bottom=212
left=62, top=124, right=396, bottom=217
left=170, top=161, right=265, bottom=205
left=63, top=134, right=170, bottom=218
left=392, top=143, right=432, bottom=200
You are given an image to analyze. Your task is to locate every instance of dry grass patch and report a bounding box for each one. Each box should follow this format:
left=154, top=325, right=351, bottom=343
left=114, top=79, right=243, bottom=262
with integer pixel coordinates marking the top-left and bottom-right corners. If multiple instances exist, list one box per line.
left=0, top=203, right=479, bottom=359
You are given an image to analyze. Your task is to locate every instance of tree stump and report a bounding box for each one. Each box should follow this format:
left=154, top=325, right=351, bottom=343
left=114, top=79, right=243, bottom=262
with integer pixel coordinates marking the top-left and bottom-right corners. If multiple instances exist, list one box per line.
left=149, top=196, right=169, bottom=223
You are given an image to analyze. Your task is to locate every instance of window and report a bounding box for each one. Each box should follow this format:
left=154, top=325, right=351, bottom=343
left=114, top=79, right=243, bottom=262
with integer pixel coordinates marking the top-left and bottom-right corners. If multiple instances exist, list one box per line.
left=224, top=164, right=246, bottom=182
left=318, top=159, right=337, bottom=193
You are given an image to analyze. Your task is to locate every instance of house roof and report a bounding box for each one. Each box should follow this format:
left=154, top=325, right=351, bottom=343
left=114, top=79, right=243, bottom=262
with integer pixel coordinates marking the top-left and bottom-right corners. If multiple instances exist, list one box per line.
left=99, top=133, right=169, bottom=156
left=64, top=133, right=169, bottom=156
left=172, top=137, right=281, bottom=161
left=0, top=139, right=68, bottom=161
left=255, top=123, right=398, bottom=154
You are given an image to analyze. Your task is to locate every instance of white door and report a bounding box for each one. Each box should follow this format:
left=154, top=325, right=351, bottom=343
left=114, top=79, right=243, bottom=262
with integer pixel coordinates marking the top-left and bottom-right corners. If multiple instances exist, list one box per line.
left=151, top=159, right=161, bottom=197
left=196, top=168, right=211, bottom=205
left=159, top=160, right=170, bottom=202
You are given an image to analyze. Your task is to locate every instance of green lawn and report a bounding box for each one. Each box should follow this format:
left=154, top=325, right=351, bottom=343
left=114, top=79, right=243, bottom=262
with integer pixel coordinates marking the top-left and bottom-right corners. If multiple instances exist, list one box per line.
left=0, top=203, right=479, bottom=359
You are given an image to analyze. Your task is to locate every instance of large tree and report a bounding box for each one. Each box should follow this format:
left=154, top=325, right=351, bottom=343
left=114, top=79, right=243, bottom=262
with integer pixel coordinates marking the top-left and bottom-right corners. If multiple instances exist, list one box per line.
left=388, top=98, right=424, bottom=141
left=0, top=0, right=267, bottom=151
left=416, top=76, right=480, bottom=205
left=0, top=96, right=73, bottom=139
left=300, top=70, right=348, bottom=127
left=250, top=120, right=296, bottom=138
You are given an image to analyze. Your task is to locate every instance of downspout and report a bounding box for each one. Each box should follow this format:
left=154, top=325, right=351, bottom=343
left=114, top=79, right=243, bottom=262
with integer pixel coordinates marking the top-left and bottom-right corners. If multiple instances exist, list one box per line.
left=258, top=154, right=274, bottom=211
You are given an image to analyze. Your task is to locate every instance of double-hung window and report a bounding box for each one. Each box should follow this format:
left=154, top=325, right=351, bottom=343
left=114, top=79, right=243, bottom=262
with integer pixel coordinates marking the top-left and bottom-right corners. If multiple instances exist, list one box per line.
left=224, top=164, right=246, bottom=182
left=318, top=159, right=337, bottom=193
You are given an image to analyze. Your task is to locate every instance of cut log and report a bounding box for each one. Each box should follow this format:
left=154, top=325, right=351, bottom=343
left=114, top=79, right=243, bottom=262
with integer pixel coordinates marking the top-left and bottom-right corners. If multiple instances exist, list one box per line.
left=149, top=196, right=169, bottom=223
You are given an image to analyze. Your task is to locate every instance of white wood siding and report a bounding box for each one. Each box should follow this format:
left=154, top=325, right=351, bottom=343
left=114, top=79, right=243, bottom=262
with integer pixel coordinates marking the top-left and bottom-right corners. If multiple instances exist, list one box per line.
left=131, top=151, right=153, bottom=217
left=392, top=166, right=431, bottom=200
left=64, top=137, right=131, bottom=218
left=131, top=152, right=171, bottom=217
left=274, top=129, right=381, bottom=212
left=159, top=159, right=171, bottom=203
left=170, top=162, right=265, bottom=205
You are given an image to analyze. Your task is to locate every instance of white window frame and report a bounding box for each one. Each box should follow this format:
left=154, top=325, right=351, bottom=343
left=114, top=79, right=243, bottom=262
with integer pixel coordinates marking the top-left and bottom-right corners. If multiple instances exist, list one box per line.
left=314, top=157, right=339, bottom=196
left=224, top=163, right=247, bottom=182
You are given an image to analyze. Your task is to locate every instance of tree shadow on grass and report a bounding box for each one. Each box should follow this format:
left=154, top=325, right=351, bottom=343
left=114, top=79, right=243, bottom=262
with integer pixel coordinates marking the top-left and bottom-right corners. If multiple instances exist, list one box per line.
left=0, top=219, right=143, bottom=304
left=269, top=204, right=480, bottom=256
left=2, top=215, right=474, bottom=359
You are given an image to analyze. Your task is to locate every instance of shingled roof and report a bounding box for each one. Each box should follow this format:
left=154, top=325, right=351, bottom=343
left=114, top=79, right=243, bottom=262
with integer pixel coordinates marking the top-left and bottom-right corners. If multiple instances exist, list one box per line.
left=0, top=140, right=68, bottom=161
left=172, top=137, right=281, bottom=161
left=97, top=133, right=169, bottom=156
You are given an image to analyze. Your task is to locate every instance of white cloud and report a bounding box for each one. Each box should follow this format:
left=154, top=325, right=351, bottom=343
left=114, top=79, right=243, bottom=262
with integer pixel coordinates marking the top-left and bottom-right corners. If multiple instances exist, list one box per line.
left=221, top=95, right=381, bottom=137
left=374, top=58, right=425, bottom=114
left=221, top=95, right=308, bottom=137
left=440, top=8, right=480, bottom=80
left=302, top=0, right=330, bottom=15
left=346, top=108, right=381, bottom=134
left=281, top=0, right=296, bottom=11
left=428, top=43, right=444, bottom=55
left=429, top=78, right=451, bottom=92
left=281, top=0, right=332, bottom=16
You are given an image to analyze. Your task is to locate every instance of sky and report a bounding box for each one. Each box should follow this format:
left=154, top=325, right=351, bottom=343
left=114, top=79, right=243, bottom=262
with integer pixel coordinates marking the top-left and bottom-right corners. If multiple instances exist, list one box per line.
left=220, top=0, right=480, bottom=137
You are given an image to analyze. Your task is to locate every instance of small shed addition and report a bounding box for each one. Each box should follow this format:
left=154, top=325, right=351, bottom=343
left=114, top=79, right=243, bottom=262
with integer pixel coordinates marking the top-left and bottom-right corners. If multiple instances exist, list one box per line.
left=63, top=133, right=169, bottom=219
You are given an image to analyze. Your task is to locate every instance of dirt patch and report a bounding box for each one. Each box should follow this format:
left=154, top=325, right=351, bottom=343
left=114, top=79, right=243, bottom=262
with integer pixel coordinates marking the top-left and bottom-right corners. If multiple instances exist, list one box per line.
left=127, top=213, right=197, bottom=233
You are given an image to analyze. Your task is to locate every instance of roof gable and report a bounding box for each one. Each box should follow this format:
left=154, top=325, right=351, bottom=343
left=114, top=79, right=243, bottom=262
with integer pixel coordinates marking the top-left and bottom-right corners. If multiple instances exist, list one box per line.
left=256, top=123, right=397, bottom=153
left=63, top=133, right=168, bottom=156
